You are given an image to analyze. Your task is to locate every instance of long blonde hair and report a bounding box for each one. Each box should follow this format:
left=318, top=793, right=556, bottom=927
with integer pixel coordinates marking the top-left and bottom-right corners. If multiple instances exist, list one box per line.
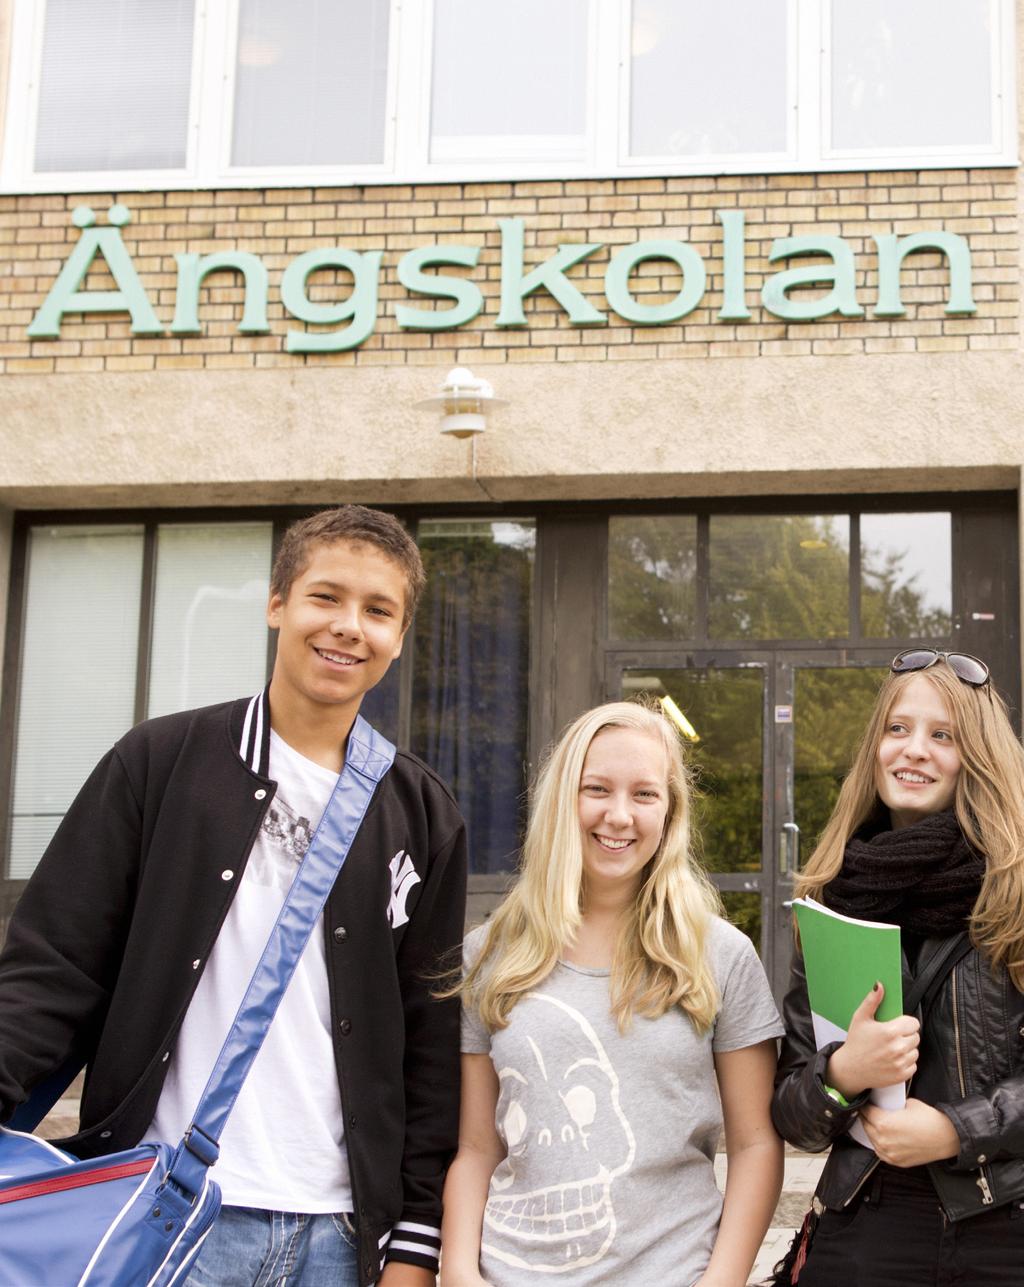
left=796, top=663, right=1024, bottom=988
left=461, top=701, right=723, bottom=1034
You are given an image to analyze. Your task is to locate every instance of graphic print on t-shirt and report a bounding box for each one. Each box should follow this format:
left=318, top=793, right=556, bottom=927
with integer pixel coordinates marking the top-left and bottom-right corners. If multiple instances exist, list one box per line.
left=483, top=992, right=636, bottom=1274
left=250, top=794, right=314, bottom=889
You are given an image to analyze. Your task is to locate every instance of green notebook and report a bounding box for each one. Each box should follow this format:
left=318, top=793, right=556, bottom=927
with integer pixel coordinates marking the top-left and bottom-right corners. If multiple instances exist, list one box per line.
left=791, top=896, right=905, bottom=1147
left=793, top=896, right=903, bottom=1028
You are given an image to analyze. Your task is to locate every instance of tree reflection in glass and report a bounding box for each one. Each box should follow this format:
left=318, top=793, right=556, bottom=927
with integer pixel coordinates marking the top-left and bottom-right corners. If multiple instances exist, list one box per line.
left=608, top=515, right=697, bottom=641
left=793, top=667, right=887, bottom=859
left=861, top=512, right=952, bottom=638
left=623, top=667, right=763, bottom=874
left=710, top=515, right=850, bottom=640
left=720, top=892, right=762, bottom=954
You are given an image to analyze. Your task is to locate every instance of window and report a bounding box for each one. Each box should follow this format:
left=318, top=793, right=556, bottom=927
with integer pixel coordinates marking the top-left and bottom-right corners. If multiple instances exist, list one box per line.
left=2, top=0, right=1015, bottom=192
left=6, top=520, right=273, bottom=880
left=231, top=0, right=391, bottom=168
left=608, top=515, right=698, bottom=640
left=709, top=515, right=851, bottom=640
left=860, top=512, right=952, bottom=638
left=430, top=0, right=590, bottom=163
left=9, top=526, right=145, bottom=878
left=411, top=519, right=535, bottom=874
left=34, top=0, right=196, bottom=174
left=828, top=0, right=999, bottom=156
left=147, top=523, right=273, bottom=718
left=2, top=512, right=536, bottom=882
left=628, top=0, right=790, bottom=161
left=607, top=509, right=955, bottom=645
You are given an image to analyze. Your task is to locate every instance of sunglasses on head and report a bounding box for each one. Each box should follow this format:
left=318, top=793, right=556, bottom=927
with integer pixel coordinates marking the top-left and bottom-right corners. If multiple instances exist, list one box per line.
left=890, top=648, right=990, bottom=687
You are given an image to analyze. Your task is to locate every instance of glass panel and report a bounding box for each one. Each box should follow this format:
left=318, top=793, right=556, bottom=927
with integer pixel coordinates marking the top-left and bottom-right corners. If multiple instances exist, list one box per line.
left=608, top=515, right=697, bottom=641
left=430, top=0, right=588, bottom=161
left=709, top=515, right=850, bottom=640
left=830, top=0, right=995, bottom=151
left=233, top=0, right=390, bottom=166
left=9, top=526, right=144, bottom=878
left=358, top=660, right=401, bottom=746
left=147, top=524, right=273, bottom=719
left=720, top=892, right=762, bottom=954
left=794, top=667, right=887, bottom=856
left=411, top=520, right=535, bottom=873
left=629, top=0, right=789, bottom=158
left=623, top=668, right=763, bottom=873
left=35, top=0, right=194, bottom=172
left=861, top=513, right=952, bottom=639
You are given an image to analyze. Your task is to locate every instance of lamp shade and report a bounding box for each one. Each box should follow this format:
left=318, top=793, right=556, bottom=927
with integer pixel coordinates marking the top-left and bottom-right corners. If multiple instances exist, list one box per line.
left=414, top=366, right=507, bottom=438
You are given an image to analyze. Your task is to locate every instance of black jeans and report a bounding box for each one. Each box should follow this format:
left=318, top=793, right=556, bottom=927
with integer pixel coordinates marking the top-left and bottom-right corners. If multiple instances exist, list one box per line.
left=799, top=1164, right=1024, bottom=1287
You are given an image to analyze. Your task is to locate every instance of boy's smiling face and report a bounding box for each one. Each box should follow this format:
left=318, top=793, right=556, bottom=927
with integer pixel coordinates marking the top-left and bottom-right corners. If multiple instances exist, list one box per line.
left=267, top=539, right=408, bottom=721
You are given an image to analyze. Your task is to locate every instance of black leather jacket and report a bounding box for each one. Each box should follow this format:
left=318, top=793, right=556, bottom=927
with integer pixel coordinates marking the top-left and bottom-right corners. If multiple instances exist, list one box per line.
left=772, top=937, right=1024, bottom=1221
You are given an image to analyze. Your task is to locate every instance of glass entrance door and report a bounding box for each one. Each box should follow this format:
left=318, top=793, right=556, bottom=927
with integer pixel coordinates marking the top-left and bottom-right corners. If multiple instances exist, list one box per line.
left=613, top=652, right=889, bottom=996
left=770, top=657, right=888, bottom=993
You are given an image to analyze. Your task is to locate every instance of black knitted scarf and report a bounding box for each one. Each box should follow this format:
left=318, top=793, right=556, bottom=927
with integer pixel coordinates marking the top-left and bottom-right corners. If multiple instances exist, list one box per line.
left=823, top=809, right=985, bottom=936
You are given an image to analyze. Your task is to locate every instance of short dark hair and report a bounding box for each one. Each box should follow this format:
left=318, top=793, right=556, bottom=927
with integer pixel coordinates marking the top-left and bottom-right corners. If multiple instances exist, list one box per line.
left=270, top=506, right=426, bottom=626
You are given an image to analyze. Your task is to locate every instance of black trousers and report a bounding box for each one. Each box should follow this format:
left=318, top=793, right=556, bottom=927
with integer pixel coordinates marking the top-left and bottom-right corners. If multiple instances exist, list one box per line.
left=798, top=1165, right=1024, bottom=1287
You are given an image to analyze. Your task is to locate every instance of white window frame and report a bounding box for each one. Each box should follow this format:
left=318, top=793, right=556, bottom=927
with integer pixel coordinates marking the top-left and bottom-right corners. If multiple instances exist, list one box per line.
left=1, top=0, right=1017, bottom=195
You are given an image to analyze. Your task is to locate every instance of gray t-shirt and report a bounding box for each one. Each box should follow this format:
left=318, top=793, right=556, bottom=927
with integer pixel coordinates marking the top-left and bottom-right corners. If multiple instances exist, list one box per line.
left=461, top=917, right=784, bottom=1287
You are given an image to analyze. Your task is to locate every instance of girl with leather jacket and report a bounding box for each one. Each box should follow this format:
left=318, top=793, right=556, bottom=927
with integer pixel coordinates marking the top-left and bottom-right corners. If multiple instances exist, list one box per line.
left=771, top=650, right=1024, bottom=1286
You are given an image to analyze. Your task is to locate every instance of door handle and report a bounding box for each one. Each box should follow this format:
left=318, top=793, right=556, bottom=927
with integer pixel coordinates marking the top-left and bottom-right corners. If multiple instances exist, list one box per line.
left=779, top=821, right=800, bottom=878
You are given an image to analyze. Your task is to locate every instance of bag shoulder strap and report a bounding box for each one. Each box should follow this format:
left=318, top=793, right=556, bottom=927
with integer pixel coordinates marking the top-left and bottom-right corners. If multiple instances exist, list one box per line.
left=904, top=932, right=973, bottom=1017
left=166, top=714, right=395, bottom=1196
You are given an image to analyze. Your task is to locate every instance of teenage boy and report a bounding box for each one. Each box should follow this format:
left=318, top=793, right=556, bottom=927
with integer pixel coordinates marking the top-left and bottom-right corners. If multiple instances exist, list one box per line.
left=0, top=506, right=468, bottom=1287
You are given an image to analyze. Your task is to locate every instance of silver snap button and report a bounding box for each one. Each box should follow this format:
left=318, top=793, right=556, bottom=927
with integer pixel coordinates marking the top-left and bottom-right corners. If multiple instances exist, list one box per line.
left=99, top=1130, right=112, bottom=1138
left=978, top=1153, right=987, bottom=1163
left=254, top=789, right=266, bottom=800
left=824, top=1108, right=833, bottom=1119
left=221, top=870, right=234, bottom=881
left=192, top=959, right=201, bottom=969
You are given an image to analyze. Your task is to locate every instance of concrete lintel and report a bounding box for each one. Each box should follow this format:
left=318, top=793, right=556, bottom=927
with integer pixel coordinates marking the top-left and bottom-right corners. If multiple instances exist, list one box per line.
left=2, top=352, right=1023, bottom=504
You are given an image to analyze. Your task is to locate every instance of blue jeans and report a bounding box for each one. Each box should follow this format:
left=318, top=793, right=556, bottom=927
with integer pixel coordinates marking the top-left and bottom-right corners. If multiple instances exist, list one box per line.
left=186, top=1205, right=361, bottom=1287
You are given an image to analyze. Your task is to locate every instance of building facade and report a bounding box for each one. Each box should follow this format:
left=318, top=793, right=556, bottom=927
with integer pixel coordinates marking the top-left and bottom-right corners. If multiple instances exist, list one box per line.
left=1, top=0, right=1022, bottom=993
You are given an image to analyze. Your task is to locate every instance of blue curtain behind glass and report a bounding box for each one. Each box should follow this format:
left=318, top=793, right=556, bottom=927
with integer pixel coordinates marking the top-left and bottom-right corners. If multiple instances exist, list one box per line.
left=412, top=533, right=531, bottom=874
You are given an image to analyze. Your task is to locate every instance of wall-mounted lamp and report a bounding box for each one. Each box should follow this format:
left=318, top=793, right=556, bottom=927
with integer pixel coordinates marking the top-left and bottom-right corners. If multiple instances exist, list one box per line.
left=414, top=366, right=506, bottom=439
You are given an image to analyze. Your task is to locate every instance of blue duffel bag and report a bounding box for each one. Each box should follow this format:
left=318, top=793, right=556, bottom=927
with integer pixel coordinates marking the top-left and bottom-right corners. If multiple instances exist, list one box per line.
left=0, top=1129, right=219, bottom=1286
left=0, top=715, right=394, bottom=1287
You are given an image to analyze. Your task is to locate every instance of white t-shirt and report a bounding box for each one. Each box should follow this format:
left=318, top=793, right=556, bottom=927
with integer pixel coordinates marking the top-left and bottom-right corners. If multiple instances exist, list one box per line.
left=146, top=730, right=350, bottom=1212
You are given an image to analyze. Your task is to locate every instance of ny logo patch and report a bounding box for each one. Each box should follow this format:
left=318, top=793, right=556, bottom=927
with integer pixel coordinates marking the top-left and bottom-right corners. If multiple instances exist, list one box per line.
left=388, top=849, right=421, bottom=929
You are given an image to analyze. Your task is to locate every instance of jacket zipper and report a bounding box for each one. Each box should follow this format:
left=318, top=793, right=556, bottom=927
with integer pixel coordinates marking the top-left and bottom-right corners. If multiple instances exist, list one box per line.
left=0, top=1157, right=153, bottom=1205
left=951, top=962, right=995, bottom=1207
left=841, top=1155, right=880, bottom=1207
left=951, top=964, right=966, bottom=1096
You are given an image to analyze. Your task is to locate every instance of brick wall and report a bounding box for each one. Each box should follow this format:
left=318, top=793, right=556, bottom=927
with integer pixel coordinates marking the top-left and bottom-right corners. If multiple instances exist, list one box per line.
left=0, top=169, right=1017, bottom=375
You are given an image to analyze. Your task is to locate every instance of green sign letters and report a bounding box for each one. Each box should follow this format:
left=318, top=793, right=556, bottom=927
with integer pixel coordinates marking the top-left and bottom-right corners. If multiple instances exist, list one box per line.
left=27, top=206, right=977, bottom=352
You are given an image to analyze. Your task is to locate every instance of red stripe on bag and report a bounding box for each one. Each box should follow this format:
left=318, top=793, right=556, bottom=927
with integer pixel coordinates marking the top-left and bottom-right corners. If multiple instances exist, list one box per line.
left=0, top=1157, right=154, bottom=1205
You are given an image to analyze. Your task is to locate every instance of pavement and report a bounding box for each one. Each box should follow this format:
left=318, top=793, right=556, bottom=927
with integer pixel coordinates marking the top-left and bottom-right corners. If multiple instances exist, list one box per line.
left=37, top=1096, right=825, bottom=1286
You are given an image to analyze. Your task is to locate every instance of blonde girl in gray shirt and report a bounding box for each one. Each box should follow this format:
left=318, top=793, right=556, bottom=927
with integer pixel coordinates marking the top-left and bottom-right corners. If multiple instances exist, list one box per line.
left=441, top=701, right=784, bottom=1287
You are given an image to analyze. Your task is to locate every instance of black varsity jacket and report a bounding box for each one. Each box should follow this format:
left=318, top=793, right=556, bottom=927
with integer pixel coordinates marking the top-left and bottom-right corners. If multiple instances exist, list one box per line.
left=0, top=692, right=468, bottom=1285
